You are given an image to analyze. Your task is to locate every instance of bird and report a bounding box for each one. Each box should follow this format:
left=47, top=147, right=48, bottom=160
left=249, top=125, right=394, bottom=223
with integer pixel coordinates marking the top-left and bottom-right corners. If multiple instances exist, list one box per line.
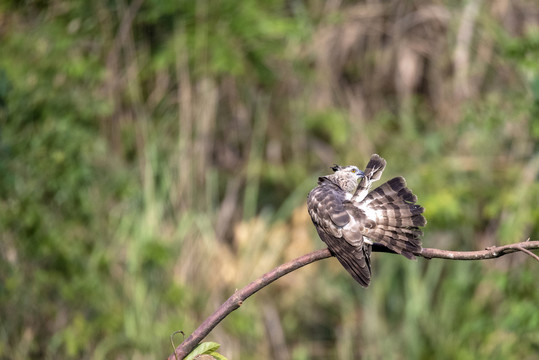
left=307, top=154, right=426, bottom=287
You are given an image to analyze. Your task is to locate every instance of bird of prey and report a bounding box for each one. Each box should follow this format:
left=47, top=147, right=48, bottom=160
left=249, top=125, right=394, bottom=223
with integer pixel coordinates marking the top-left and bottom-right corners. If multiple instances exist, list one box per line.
left=307, top=154, right=426, bottom=287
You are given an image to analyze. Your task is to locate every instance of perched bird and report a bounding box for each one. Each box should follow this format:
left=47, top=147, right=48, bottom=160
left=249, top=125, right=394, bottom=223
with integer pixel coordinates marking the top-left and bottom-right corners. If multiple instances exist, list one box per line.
left=307, top=154, right=426, bottom=287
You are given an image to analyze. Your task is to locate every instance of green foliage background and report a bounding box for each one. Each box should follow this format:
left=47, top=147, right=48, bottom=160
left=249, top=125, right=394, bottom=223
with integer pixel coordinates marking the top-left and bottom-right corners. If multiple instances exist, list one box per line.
left=1, top=1, right=538, bottom=359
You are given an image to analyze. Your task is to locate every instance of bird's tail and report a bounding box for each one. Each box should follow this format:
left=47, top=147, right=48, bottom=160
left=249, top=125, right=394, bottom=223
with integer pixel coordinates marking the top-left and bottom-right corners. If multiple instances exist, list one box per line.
left=361, top=177, right=426, bottom=258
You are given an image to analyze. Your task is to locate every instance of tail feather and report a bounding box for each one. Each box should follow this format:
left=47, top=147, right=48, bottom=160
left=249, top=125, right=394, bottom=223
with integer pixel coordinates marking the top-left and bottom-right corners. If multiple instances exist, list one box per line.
left=375, top=213, right=426, bottom=227
left=364, top=177, right=414, bottom=204
left=362, top=176, right=426, bottom=258
left=382, top=224, right=423, bottom=237
left=371, top=202, right=425, bottom=215
left=369, top=225, right=422, bottom=259
left=369, top=187, right=418, bottom=205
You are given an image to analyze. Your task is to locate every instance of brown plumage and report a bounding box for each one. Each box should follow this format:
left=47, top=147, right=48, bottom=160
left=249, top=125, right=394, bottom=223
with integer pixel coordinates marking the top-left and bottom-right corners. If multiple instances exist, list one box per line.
left=307, top=154, right=426, bottom=287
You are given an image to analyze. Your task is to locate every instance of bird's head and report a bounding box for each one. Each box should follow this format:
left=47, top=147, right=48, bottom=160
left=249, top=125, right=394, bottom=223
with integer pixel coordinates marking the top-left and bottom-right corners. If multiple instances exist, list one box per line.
left=331, top=164, right=365, bottom=180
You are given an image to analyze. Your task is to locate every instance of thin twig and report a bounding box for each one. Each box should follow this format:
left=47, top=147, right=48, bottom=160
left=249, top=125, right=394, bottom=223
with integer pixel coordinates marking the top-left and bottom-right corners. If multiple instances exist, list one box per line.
left=170, top=331, right=185, bottom=360
left=515, top=246, right=539, bottom=262
left=419, top=241, right=539, bottom=261
left=168, top=240, right=539, bottom=360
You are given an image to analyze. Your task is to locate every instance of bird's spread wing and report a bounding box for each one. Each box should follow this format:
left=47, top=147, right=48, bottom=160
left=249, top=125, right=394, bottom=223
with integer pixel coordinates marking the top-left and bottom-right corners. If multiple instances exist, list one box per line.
left=350, top=154, right=425, bottom=259
left=354, top=176, right=425, bottom=259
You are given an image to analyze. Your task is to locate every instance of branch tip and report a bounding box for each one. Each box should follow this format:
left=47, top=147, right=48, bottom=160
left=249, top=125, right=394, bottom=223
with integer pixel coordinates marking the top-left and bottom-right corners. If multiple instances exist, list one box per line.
left=170, top=330, right=185, bottom=360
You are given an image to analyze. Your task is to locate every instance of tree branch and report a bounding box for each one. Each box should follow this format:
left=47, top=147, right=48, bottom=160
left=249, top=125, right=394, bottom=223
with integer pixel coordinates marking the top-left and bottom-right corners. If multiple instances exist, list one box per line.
left=168, top=240, right=539, bottom=359
left=420, top=240, right=539, bottom=262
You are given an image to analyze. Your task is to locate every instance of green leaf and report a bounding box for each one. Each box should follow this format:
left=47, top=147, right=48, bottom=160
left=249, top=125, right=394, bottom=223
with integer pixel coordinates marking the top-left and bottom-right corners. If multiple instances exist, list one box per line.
left=184, top=342, right=221, bottom=360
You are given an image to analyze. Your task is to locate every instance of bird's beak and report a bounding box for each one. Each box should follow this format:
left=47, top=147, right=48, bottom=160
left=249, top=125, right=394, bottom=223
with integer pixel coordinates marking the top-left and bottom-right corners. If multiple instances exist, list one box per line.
left=357, top=170, right=365, bottom=178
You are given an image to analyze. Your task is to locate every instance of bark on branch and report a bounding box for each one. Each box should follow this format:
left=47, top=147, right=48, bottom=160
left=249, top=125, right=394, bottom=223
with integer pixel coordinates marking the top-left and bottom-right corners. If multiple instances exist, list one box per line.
left=168, top=240, right=539, bottom=360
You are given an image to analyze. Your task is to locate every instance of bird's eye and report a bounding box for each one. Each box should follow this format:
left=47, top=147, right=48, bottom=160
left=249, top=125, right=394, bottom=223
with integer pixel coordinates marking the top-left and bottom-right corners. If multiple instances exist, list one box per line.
left=351, top=169, right=357, bottom=173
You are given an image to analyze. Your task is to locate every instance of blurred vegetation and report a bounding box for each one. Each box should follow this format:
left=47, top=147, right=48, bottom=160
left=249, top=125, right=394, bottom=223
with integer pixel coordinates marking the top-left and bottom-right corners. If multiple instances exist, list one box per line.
left=0, top=0, right=538, bottom=359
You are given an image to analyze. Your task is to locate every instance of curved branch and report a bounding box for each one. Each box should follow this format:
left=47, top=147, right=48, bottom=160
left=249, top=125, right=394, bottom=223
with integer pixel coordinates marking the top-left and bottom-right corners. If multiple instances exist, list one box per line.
left=167, top=249, right=330, bottom=360
left=168, top=240, right=539, bottom=359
